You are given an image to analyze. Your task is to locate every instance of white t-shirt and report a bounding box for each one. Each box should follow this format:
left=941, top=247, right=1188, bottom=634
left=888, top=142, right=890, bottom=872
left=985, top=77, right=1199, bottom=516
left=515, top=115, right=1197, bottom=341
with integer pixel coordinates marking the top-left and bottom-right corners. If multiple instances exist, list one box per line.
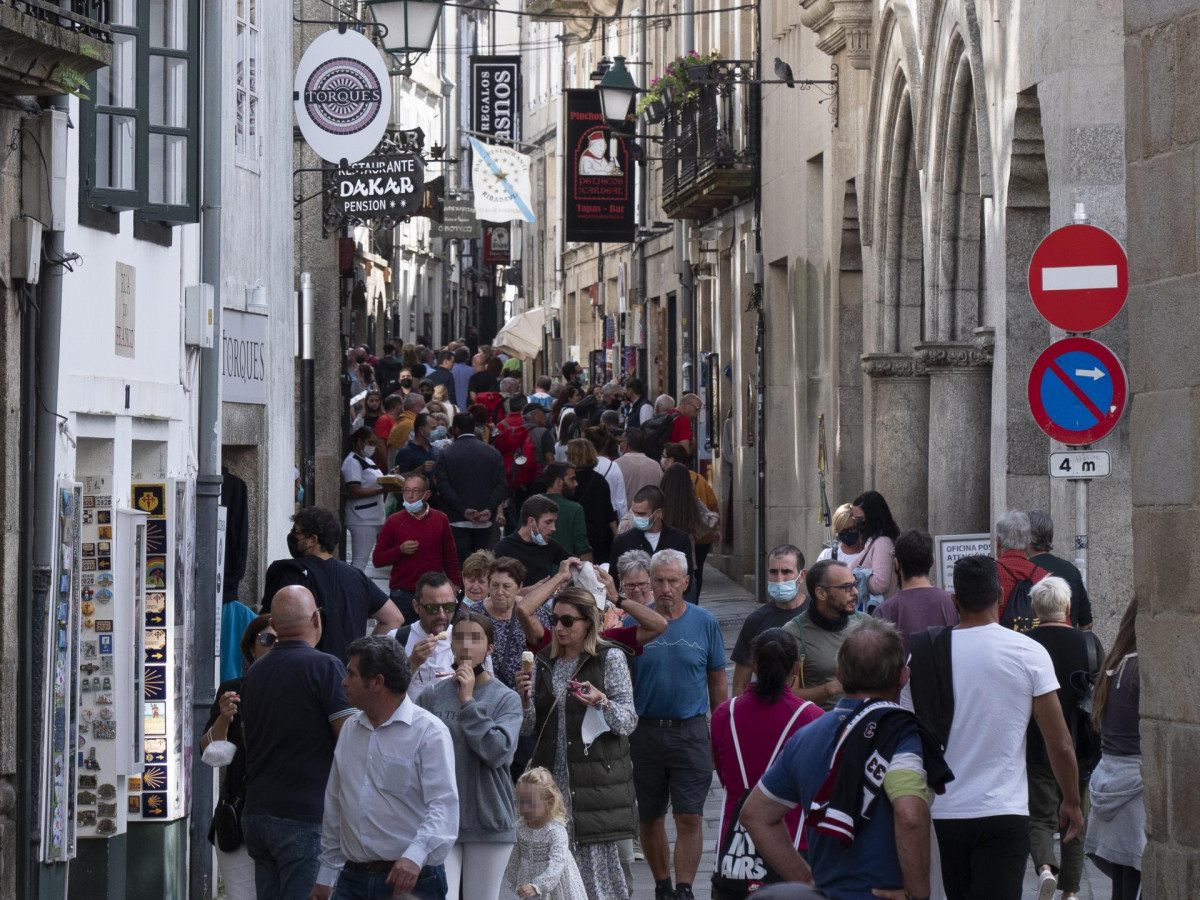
left=644, top=530, right=662, bottom=550
left=341, top=452, right=386, bottom=526
left=917, top=624, right=1059, bottom=819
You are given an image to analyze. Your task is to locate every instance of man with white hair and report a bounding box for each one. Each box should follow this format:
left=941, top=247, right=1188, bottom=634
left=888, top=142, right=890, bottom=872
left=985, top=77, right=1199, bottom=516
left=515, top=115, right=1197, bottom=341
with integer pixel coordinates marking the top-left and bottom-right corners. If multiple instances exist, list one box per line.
left=1025, top=576, right=1105, bottom=900
left=624, top=548, right=727, bottom=900
left=993, top=509, right=1049, bottom=632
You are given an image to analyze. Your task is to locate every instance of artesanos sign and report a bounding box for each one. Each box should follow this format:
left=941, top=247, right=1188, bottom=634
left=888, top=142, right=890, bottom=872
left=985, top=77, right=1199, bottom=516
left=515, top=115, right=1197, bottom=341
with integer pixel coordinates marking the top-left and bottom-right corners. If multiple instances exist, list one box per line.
left=471, top=56, right=520, bottom=141
left=293, top=29, right=391, bottom=165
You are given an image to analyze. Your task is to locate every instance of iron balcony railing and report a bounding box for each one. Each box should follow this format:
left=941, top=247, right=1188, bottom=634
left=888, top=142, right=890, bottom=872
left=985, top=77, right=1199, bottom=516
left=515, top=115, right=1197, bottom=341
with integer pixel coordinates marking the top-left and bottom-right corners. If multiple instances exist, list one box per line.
left=11, top=0, right=111, bottom=41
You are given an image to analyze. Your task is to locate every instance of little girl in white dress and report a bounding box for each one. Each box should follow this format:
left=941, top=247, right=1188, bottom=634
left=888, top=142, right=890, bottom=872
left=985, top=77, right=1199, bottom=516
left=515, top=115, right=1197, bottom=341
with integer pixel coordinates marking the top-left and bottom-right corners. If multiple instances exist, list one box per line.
left=505, top=768, right=588, bottom=900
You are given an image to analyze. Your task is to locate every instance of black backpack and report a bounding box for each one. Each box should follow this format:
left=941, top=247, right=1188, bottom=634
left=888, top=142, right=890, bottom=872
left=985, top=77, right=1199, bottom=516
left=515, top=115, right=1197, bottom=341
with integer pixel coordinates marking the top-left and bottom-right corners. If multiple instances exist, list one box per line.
left=1070, top=631, right=1105, bottom=775
left=639, top=411, right=680, bottom=461
left=997, top=561, right=1036, bottom=633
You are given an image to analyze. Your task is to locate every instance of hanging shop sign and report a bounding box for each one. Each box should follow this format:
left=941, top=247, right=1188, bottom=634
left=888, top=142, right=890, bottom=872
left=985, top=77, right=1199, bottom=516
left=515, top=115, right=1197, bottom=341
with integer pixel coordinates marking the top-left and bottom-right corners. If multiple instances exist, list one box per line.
left=564, top=89, right=635, bottom=243
left=331, top=152, right=426, bottom=223
left=436, top=194, right=482, bottom=239
left=471, top=56, right=521, bottom=142
left=294, top=29, right=392, bottom=165
left=483, top=224, right=511, bottom=264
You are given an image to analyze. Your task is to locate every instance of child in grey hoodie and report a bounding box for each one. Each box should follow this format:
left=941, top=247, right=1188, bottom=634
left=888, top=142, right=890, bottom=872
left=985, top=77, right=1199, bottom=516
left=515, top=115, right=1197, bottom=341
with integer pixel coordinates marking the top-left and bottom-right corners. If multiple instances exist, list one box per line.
left=416, top=611, right=524, bottom=900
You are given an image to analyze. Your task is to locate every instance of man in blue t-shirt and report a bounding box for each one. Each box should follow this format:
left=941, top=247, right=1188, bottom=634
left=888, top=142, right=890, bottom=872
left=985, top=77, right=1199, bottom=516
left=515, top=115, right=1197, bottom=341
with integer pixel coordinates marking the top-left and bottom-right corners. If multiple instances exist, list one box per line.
left=741, top=618, right=933, bottom=900
left=241, top=585, right=356, bottom=898
left=623, top=548, right=727, bottom=900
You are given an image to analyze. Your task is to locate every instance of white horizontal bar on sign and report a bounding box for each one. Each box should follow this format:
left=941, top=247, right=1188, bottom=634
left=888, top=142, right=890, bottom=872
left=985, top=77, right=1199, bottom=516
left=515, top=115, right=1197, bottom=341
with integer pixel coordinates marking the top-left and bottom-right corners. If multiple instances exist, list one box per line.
left=1041, top=265, right=1119, bottom=291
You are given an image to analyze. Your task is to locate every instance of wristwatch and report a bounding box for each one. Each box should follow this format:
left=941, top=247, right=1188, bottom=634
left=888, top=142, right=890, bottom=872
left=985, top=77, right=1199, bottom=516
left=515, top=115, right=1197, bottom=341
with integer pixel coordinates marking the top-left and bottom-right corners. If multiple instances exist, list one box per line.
left=904, top=892, right=930, bottom=900
left=613, top=593, right=625, bottom=610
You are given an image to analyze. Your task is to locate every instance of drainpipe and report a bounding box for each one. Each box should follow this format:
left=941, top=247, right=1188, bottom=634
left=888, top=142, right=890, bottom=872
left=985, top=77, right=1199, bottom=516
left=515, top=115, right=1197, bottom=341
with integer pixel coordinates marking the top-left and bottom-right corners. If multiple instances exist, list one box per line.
left=677, top=0, right=695, bottom=395
left=300, top=273, right=316, bottom=506
left=23, top=91, right=69, bottom=899
left=752, top=0, right=766, bottom=601
left=188, top=0, right=224, bottom=887
left=634, top=6, right=647, bottom=378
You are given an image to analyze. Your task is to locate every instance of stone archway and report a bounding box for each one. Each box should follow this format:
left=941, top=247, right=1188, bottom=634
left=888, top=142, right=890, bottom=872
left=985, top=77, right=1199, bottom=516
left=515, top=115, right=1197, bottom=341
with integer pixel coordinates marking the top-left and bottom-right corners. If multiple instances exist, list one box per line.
left=919, top=37, right=993, bottom=536
left=863, top=72, right=929, bottom=530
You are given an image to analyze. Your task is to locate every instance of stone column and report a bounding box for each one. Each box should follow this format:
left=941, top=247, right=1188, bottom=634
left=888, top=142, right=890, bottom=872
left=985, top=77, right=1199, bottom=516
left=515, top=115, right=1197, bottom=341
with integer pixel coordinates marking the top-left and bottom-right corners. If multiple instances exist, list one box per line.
left=917, top=330, right=994, bottom=537
left=862, top=353, right=929, bottom=530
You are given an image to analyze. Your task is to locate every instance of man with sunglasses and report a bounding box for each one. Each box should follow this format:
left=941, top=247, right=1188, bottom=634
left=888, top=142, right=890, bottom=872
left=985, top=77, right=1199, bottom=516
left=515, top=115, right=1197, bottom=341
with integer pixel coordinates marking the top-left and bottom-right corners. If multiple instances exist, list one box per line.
left=782, top=559, right=868, bottom=711
left=389, top=572, right=491, bottom=703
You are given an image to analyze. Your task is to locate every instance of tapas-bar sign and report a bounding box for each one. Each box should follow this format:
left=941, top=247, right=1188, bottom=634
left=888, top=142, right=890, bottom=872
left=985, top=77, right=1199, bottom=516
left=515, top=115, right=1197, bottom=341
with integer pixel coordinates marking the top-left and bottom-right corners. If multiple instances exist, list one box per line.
left=565, top=90, right=635, bottom=243
left=332, top=153, right=426, bottom=222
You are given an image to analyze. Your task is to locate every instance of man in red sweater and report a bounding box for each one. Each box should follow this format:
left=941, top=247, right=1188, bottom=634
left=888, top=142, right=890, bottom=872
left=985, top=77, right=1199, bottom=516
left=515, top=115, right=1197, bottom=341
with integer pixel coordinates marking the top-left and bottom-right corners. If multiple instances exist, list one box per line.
left=372, top=474, right=461, bottom=624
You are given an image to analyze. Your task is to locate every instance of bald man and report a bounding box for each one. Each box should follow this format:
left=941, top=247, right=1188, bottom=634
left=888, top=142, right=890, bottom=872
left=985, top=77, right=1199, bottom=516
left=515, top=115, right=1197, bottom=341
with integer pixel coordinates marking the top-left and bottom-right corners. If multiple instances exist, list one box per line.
left=241, top=586, right=356, bottom=899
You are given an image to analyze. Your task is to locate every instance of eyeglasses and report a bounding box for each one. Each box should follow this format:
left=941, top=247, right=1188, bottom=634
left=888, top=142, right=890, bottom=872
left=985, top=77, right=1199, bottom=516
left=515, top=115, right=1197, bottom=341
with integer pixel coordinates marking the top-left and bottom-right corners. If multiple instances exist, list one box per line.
left=401, top=488, right=427, bottom=497
left=421, top=603, right=458, bottom=615
left=624, top=581, right=652, bottom=593
left=823, top=582, right=858, bottom=594
left=549, top=613, right=585, bottom=628
left=256, top=633, right=278, bottom=647
left=289, top=529, right=307, bottom=538
left=850, top=514, right=867, bottom=525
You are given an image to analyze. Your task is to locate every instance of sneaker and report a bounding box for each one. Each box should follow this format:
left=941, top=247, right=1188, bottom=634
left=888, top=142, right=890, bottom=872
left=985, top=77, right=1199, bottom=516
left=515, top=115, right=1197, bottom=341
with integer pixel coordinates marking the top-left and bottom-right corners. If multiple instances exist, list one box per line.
left=675, top=886, right=695, bottom=900
left=654, top=887, right=676, bottom=900
left=633, top=838, right=645, bottom=861
left=1038, top=868, right=1058, bottom=900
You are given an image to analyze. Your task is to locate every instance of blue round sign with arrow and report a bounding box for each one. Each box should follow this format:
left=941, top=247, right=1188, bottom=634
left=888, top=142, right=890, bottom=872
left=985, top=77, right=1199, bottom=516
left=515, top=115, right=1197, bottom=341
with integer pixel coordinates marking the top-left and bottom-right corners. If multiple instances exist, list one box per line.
left=1027, top=337, right=1127, bottom=445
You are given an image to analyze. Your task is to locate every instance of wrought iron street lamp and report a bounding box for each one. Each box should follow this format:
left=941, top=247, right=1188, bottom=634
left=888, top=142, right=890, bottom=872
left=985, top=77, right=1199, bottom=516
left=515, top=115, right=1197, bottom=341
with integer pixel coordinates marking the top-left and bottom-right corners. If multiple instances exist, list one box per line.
left=365, top=0, right=445, bottom=74
left=597, top=55, right=639, bottom=127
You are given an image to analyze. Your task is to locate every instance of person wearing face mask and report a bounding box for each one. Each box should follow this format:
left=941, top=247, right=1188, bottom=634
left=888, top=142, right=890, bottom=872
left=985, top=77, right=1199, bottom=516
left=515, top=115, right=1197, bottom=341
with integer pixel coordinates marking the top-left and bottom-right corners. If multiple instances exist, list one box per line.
left=416, top=612, right=524, bottom=900
left=730, top=546, right=808, bottom=697
left=608, top=485, right=694, bottom=592
left=815, top=503, right=864, bottom=564
left=781, top=560, right=868, bottom=711
left=373, top=474, right=461, bottom=625
left=492, top=495, right=570, bottom=586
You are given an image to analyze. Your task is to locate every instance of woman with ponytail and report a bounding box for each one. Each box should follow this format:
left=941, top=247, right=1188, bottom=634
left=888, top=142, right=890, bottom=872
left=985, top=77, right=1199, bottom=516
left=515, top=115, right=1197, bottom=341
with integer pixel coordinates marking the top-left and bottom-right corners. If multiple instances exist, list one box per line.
left=709, top=628, right=824, bottom=881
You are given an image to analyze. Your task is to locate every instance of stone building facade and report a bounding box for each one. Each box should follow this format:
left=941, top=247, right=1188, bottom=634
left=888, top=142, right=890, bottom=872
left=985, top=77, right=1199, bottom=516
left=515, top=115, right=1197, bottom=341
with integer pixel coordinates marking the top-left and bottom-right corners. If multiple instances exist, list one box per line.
left=1125, top=0, right=1200, bottom=892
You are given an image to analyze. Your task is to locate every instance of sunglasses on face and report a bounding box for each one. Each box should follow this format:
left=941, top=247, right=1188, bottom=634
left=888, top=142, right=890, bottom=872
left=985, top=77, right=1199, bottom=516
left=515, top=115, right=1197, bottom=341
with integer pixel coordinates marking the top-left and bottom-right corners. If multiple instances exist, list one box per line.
left=548, top=613, right=585, bottom=628
left=256, top=633, right=278, bottom=647
left=421, top=602, right=458, bottom=615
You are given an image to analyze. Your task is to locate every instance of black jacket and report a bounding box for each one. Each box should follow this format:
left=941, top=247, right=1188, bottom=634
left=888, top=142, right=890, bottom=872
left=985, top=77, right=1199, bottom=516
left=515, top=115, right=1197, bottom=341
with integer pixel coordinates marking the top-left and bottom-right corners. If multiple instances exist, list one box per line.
left=609, top=524, right=694, bottom=587
left=428, top=365, right=458, bottom=406
left=434, top=434, right=507, bottom=521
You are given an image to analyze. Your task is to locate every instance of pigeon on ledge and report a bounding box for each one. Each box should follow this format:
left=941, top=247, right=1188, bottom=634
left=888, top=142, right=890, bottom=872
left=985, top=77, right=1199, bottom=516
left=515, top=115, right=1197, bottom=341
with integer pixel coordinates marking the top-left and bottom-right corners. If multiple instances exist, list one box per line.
left=774, top=57, right=795, bottom=88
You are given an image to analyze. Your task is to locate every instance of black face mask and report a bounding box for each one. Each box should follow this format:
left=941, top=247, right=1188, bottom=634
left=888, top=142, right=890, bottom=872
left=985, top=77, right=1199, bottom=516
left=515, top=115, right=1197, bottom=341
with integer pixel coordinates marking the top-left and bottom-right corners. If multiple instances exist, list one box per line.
left=421, top=391, right=434, bottom=402
left=607, top=398, right=621, bottom=410
left=287, top=531, right=304, bottom=559
left=400, top=378, right=413, bottom=389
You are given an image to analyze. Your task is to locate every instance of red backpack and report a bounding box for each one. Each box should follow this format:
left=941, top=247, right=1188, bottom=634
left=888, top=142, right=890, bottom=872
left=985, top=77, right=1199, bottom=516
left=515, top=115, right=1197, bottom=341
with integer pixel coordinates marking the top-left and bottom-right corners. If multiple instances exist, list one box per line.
left=494, top=415, right=540, bottom=489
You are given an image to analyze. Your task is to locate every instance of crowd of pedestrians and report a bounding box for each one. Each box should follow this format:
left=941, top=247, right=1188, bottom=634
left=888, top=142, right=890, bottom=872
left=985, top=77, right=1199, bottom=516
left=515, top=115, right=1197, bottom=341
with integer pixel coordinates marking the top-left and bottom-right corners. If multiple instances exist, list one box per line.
left=204, top=337, right=1143, bottom=900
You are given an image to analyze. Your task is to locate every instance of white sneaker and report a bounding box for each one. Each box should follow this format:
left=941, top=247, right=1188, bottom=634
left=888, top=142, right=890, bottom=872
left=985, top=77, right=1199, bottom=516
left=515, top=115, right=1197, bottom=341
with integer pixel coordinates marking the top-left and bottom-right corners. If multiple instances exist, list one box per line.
left=1038, top=868, right=1058, bottom=900
left=632, top=838, right=645, bottom=861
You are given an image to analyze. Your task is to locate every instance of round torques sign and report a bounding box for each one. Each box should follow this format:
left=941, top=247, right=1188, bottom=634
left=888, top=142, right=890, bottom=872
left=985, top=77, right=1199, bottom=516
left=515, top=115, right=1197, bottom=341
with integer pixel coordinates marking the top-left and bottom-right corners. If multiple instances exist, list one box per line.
left=294, top=29, right=392, bottom=165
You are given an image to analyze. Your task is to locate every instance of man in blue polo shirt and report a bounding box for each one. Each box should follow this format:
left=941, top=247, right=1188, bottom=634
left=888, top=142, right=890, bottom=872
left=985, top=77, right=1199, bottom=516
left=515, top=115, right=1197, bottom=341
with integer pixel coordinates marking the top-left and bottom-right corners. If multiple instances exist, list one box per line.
left=241, top=585, right=356, bottom=899
left=624, top=548, right=727, bottom=900
left=741, top=618, right=936, bottom=900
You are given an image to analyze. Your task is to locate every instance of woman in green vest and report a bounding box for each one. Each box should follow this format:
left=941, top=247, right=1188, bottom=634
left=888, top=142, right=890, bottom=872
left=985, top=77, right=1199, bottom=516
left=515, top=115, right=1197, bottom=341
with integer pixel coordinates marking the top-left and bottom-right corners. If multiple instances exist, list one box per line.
left=517, top=587, right=638, bottom=899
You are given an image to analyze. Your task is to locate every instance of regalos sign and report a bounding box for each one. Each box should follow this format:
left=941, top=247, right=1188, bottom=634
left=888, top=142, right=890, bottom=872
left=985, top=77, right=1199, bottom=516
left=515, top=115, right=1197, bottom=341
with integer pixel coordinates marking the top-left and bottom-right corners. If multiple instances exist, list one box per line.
left=294, top=29, right=392, bottom=165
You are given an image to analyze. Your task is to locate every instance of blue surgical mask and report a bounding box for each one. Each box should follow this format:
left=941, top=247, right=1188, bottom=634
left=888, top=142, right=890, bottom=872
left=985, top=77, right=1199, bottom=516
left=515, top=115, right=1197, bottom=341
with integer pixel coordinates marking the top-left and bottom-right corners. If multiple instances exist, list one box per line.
left=430, top=426, right=448, bottom=441
left=296, top=485, right=305, bottom=504
left=403, top=499, right=425, bottom=515
left=767, top=579, right=799, bottom=604
left=632, top=515, right=653, bottom=531
left=531, top=524, right=547, bottom=546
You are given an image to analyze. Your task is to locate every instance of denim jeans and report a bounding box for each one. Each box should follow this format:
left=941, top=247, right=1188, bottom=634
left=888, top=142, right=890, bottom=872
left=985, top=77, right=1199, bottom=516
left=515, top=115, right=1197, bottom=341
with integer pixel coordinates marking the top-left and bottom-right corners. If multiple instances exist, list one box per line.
left=333, top=863, right=447, bottom=900
left=242, top=813, right=323, bottom=900
left=390, top=588, right=416, bottom=624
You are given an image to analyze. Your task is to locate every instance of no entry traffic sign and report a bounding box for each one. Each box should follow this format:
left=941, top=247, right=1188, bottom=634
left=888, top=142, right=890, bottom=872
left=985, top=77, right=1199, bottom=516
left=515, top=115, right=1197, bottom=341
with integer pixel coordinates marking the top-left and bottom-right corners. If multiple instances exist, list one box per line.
left=1028, top=224, right=1128, bottom=332
left=1027, top=337, right=1127, bottom=444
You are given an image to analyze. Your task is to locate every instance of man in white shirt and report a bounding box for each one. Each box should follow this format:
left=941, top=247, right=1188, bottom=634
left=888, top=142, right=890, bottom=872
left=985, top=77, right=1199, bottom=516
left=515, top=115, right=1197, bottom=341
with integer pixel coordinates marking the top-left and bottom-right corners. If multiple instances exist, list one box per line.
left=389, top=572, right=460, bottom=703
left=906, top=554, right=1082, bottom=900
left=312, top=635, right=458, bottom=900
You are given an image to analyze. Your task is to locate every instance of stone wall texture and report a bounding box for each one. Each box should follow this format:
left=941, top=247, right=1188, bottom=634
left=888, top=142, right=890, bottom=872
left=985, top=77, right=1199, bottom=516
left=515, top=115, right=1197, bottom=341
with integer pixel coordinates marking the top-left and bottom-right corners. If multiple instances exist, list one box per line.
left=1126, top=0, right=1200, bottom=894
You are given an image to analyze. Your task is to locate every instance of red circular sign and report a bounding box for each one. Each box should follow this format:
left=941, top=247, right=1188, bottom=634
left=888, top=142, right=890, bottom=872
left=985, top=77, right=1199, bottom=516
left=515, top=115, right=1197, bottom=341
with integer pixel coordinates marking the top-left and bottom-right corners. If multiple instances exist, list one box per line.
left=1027, top=337, right=1127, bottom=445
left=1027, top=224, right=1128, bottom=332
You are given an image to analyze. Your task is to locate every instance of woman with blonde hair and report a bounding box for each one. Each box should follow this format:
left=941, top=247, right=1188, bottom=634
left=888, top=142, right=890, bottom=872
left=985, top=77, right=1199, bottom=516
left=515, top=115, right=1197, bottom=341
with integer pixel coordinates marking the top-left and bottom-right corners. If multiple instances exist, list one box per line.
left=816, top=502, right=865, bottom=563
left=516, top=587, right=637, bottom=899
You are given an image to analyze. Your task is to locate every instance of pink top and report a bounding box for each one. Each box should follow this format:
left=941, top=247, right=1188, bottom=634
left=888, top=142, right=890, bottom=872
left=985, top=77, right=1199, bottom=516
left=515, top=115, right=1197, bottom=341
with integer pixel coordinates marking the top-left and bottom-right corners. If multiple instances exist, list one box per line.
left=710, top=690, right=823, bottom=848
left=848, top=535, right=898, bottom=598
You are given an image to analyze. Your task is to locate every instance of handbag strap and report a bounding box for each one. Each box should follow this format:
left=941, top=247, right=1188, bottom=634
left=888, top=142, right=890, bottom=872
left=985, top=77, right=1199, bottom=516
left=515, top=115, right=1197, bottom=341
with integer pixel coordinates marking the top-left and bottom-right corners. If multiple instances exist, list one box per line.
left=728, top=697, right=812, bottom=792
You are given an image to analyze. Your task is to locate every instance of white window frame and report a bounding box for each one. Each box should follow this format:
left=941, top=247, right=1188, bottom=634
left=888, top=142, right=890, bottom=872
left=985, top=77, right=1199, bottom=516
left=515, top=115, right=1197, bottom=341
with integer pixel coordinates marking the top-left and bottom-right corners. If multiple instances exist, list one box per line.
left=235, top=0, right=262, bottom=167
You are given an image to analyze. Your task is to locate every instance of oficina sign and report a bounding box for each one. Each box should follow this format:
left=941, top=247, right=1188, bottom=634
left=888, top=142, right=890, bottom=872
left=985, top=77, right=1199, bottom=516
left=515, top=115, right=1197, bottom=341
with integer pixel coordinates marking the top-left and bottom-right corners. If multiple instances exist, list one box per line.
left=333, top=153, right=426, bottom=221
left=294, top=29, right=392, bottom=165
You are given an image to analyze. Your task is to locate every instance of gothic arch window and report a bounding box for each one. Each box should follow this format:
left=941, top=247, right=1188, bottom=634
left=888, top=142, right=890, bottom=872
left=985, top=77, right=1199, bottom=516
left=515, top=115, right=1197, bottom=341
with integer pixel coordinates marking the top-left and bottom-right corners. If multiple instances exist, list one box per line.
left=877, top=75, right=923, bottom=355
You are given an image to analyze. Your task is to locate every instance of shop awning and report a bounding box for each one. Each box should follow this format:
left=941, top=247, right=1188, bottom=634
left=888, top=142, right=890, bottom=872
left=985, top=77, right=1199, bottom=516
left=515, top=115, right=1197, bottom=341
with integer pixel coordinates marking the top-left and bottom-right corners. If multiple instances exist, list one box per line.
left=494, top=307, right=548, bottom=360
